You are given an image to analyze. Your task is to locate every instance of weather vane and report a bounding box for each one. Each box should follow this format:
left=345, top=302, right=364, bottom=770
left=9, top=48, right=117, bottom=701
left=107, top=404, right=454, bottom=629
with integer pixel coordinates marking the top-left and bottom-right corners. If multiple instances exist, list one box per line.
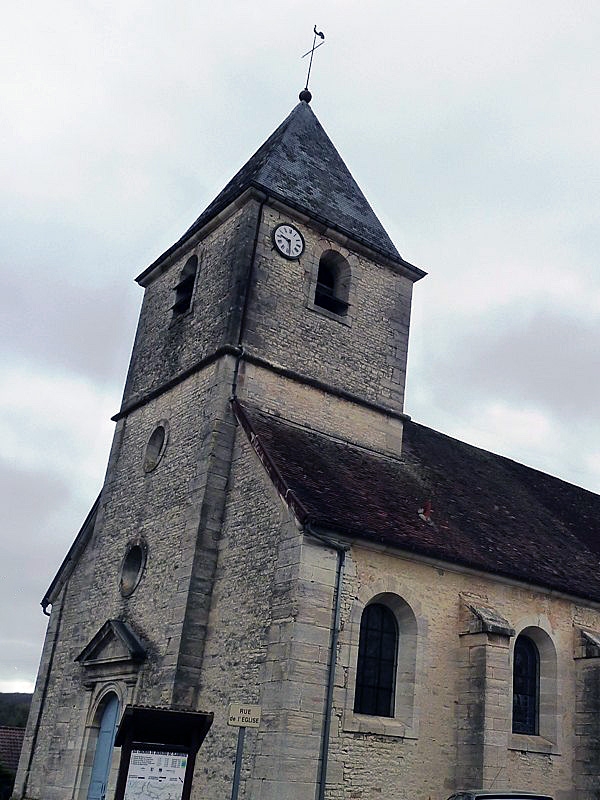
left=299, top=25, right=325, bottom=102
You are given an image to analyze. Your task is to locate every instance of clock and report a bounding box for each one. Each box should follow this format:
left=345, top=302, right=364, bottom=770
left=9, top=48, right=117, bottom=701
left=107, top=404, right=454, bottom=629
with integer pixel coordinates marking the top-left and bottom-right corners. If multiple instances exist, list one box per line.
left=273, top=223, right=304, bottom=259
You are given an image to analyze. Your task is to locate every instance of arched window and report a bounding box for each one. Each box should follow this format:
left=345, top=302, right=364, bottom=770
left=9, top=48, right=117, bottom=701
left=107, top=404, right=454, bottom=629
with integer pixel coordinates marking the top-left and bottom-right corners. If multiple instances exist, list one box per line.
left=86, top=693, right=120, bottom=800
left=512, top=634, right=539, bottom=735
left=354, top=602, right=398, bottom=717
left=314, top=250, right=350, bottom=316
left=172, top=255, right=198, bottom=317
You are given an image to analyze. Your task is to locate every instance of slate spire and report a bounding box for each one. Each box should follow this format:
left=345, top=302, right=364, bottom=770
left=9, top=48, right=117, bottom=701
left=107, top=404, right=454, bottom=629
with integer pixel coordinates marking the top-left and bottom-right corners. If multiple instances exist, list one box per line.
left=183, top=101, right=403, bottom=263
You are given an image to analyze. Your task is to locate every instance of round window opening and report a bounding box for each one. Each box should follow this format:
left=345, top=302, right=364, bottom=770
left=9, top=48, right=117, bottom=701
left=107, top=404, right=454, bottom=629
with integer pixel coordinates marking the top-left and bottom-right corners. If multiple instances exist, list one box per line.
left=143, top=420, right=169, bottom=472
left=120, top=541, right=147, bottom=597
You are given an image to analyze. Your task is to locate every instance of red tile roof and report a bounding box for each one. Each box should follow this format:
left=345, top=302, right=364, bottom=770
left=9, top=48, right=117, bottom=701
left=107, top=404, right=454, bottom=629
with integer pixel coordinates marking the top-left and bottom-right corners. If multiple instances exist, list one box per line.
left=0, top=727, right=25, bottom=774
left=237, top=403, right=600, bottom=603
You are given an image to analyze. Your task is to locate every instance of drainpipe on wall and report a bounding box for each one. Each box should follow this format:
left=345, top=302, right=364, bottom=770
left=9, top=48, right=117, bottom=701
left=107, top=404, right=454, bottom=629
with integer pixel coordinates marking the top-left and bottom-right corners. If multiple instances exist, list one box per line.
left=305, top=523, right=350, bottom=800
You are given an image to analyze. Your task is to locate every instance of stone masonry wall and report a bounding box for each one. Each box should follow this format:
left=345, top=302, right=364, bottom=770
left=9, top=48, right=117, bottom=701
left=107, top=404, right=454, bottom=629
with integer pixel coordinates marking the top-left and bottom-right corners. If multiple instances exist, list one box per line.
left=13, top=585, right=65, bottom=800
left=239, top=363, right=404, bottom=457
left=455, top=629, right=513, bottom=789
left=189, top=423, right=315, bottom=800
left=123, top=199, right=414, bottom=418
left=14, top=359, right=235, bottom=799
left=327, top=544, right=600, bottom=800
left=242, top=206, right=414, bottom=414
left=122, top=201, right=261, bottom=406
left=574, top=660, right=600, bottom=799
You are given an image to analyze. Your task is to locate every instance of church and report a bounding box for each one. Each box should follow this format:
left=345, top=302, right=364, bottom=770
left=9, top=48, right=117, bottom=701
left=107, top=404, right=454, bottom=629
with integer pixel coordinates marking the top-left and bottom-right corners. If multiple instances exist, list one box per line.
left=13, top=91, right=600, bottom=800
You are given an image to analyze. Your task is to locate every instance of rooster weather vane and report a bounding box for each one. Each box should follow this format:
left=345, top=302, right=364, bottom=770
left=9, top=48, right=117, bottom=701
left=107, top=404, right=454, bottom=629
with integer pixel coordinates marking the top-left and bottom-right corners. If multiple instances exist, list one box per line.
left=299, top=26, right=325, bottom=103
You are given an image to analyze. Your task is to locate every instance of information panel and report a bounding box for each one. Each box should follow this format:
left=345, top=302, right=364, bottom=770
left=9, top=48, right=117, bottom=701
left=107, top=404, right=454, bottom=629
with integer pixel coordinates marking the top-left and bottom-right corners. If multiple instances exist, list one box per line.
left=124, top=749, right=188, bottom=800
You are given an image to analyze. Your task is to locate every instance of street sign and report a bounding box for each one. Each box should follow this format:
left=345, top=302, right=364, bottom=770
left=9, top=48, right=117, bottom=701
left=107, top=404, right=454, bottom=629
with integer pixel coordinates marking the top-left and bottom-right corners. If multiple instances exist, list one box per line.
left=228, top=705, right=261, bottom=800
left=227, top=704, right=261, bottom=728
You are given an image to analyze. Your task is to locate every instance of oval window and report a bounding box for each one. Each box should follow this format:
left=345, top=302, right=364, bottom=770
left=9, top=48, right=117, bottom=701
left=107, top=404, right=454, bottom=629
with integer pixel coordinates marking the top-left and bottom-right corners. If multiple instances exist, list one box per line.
left=120, top=541, right=147, bottom=597
left=143, top=420, right=169, bottom=472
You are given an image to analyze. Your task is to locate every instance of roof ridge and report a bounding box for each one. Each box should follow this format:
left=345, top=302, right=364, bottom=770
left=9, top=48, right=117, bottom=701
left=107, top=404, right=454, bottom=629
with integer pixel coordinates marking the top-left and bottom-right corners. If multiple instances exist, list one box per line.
left=408, top=418, right=598, bottom=494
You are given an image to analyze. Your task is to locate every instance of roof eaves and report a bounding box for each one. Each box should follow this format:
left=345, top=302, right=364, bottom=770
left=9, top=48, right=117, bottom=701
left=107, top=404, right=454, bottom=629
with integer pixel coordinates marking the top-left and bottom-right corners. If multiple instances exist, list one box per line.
left=137, top=181, right=425, bottom=287
left=135, top=186, right=267, bottom=286
left=346, top=520, right=600, bottom=608
left=258, top=186, right=426, bottom=279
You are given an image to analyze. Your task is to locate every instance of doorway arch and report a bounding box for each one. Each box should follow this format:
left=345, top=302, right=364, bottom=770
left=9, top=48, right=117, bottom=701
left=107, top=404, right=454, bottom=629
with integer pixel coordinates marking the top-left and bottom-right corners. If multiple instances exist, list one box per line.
left=86, top=693, right=119, bottom=800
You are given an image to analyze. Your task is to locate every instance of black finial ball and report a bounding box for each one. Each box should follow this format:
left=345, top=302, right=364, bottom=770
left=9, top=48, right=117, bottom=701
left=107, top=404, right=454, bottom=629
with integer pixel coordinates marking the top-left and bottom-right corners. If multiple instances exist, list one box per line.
left=299, top=89, right=312, bottom=103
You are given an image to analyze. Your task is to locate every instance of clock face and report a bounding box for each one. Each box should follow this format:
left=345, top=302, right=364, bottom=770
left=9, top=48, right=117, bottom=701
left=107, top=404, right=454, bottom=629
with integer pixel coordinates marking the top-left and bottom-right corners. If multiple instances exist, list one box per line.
left=273, top=224, right=304, bottom=259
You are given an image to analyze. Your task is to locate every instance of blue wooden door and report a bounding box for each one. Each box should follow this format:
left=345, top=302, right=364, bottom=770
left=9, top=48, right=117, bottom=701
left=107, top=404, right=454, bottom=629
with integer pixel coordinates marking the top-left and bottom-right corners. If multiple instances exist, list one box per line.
left=87, top=694, right=119, bottom=800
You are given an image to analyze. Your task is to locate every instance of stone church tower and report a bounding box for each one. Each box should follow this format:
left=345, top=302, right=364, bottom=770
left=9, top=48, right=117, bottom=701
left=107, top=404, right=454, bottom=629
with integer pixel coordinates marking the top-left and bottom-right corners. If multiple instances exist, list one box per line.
left=14, top=96, right=600, bottom=800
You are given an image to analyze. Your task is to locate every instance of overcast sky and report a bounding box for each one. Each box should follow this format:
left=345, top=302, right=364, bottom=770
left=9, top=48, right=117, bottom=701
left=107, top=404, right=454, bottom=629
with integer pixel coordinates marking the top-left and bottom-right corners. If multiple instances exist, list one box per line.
left=2, top=1, right=600, bottom=692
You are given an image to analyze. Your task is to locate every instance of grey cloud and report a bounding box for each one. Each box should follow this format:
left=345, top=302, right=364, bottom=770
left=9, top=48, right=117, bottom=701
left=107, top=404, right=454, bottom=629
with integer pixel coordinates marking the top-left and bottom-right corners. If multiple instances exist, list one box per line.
left=1, top=464, right=76, bottom=683
left=2, top=463, right=71, bottom=579
left=0, top=275, right=138, bottom=386
left=418, top=309, right=600, bottom=422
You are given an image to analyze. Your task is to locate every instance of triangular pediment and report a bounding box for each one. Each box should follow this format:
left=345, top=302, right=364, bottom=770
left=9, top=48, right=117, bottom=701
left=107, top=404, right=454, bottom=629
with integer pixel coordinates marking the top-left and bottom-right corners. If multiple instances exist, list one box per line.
left=75, top=619, right=146, bottom=666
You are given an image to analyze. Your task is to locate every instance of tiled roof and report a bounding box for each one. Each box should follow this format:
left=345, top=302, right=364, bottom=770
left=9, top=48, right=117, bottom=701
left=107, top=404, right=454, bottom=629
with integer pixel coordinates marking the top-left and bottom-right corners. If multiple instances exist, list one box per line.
left=141, top=102, right=423, bottom=280
left=237, top=403, right=600, bottom=603
left=0, top=727, right=25, bottom=774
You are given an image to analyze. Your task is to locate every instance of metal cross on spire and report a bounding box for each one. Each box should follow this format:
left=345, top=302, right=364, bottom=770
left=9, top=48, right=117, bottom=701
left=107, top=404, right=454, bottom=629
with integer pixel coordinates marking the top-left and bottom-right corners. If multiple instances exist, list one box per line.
left=299, top=26, right=325, bottom=103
